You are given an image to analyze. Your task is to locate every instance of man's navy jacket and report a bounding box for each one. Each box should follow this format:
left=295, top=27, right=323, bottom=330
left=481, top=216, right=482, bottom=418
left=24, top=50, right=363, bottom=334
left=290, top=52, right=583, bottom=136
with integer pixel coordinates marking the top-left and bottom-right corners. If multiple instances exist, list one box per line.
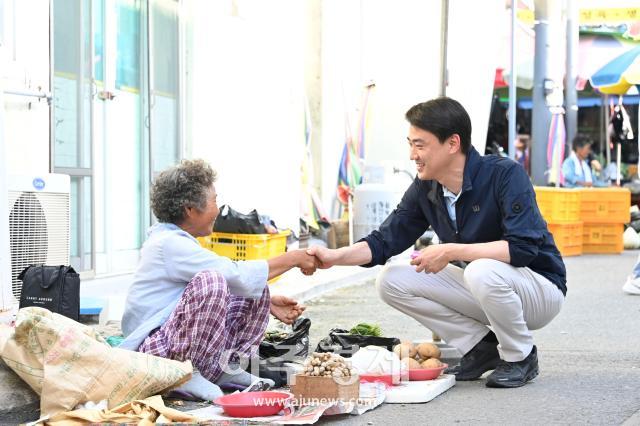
left=361, top=146, right=567, bottom=296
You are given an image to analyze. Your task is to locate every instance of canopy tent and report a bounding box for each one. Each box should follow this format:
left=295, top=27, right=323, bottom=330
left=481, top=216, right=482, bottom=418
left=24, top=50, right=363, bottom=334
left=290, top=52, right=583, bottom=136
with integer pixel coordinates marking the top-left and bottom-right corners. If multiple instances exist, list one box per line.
left=498, top=32, right=639, bottom=90
left=590, top=45, right=640, bottom=94
left=590, top=45, right=640, bottom=180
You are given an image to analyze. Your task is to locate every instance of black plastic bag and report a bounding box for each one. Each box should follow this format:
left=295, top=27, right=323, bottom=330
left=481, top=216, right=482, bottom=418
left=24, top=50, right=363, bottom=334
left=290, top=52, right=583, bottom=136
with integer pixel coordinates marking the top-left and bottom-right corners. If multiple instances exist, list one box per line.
left=315, top=328, right=400, bottom=357
left=259, top=317, right=311, bottom=361
left=252, top=318, right=311, bottom=387
left=213, top=205, right=265, bottom=234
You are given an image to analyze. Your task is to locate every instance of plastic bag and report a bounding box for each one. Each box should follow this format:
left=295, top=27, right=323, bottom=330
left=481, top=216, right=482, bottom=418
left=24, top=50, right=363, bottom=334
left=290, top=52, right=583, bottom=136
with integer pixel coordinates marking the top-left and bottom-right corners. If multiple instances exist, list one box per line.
left=315, top=328, right=400, bottom=357
left=259, top=317, right=311, bottom=361
left=624, top=226, right=640, bottom=249
left=213, top=205, right=265, bottom=234
left=252, top=318, right=311, bottom=387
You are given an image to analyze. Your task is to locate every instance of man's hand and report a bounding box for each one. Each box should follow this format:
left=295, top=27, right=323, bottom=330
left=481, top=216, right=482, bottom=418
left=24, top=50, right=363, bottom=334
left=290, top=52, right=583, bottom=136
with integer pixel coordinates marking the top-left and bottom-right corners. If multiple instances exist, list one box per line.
left=270, top=295, right=306, bottom=324
left=306, top=246, right=339, bottom=269
left=410, top=244, right=451, bottom=274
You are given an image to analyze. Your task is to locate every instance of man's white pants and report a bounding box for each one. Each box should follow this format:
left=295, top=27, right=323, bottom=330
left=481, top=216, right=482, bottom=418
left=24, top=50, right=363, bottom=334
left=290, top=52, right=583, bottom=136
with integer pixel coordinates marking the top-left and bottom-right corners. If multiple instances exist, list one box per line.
left=376, top=259, right=564, bottom=362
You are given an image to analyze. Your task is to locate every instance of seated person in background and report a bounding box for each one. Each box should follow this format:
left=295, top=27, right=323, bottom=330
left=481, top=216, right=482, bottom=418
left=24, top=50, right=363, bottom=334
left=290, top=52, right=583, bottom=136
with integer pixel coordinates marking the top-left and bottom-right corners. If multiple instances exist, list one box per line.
left=562, top=134, right=608, bottom=188
left=120, top=159, right=318, bottom=400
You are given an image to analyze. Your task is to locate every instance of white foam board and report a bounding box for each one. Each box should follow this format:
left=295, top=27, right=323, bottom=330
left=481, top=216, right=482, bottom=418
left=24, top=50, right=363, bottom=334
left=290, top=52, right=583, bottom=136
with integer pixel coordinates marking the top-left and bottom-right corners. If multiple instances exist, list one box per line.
left=384, top=374, right=456, bottom=404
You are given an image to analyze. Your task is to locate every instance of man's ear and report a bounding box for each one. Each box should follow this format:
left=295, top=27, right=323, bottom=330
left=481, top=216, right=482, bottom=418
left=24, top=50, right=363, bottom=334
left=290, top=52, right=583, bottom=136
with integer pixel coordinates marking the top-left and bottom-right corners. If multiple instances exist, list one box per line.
left=449, top=134, right=462, bottom=154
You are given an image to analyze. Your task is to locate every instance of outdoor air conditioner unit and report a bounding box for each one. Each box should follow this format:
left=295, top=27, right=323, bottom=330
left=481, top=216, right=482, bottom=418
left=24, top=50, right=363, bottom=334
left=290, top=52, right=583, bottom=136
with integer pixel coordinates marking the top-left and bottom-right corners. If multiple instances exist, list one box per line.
left=2, top=174, right=70, bottom=309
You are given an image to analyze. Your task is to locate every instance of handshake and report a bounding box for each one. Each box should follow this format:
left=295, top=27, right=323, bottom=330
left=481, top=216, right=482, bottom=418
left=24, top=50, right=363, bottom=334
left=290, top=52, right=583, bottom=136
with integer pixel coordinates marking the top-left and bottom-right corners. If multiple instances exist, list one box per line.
left=294, top=246, right=333, bottom=276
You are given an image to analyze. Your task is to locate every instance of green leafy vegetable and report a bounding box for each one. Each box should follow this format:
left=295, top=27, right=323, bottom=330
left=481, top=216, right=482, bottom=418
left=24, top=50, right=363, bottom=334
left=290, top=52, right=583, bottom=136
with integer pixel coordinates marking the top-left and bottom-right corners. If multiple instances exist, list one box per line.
left=349, top=323, right=382, bottom=337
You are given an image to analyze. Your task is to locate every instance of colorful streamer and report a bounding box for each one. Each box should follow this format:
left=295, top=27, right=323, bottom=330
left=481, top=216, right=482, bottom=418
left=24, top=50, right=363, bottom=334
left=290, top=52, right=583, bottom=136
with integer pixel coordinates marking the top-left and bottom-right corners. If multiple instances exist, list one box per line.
left=337, top=83, right=375, bottom=206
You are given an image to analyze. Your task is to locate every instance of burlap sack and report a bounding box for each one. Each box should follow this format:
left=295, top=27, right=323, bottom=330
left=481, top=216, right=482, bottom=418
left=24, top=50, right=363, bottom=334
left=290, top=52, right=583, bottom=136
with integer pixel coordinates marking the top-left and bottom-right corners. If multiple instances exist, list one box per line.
left=0, top=307, right=192, bottom=417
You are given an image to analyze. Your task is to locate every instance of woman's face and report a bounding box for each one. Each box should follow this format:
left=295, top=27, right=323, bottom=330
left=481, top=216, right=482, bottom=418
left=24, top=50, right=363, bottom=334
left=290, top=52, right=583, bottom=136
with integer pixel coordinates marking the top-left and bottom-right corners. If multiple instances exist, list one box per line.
left=576, top=144, right=591, bottom=160
left=184, top=185, right=219, bottom=238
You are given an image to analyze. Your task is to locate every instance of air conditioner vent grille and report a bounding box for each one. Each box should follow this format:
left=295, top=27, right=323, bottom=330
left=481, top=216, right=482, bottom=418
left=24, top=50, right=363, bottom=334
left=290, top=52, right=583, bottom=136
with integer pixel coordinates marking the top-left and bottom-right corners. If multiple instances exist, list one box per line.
left=8, top=191, right=70, bottom=300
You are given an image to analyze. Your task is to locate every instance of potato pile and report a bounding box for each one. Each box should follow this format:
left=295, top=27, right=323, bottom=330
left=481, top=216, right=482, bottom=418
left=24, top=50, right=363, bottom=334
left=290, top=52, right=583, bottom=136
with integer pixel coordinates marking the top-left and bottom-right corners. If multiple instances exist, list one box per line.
left=301, top=352, right=355, bottom=378
left=393, top=341, right=444, bottom=370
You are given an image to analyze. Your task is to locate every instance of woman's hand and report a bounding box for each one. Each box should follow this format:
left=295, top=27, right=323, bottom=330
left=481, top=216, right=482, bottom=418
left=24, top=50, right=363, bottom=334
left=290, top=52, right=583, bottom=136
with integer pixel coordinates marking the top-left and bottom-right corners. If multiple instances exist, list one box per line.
left=270, top=295, right=306, bottom=324
left=295, top=250, right=319, bottom=276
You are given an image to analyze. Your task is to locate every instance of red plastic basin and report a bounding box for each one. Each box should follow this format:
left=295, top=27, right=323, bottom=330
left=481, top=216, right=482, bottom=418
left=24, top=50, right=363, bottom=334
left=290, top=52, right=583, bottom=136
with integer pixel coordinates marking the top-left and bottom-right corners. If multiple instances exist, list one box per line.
left=214, top=391, right=292, bottom=418
left=408, top=363, right=448, bottom=381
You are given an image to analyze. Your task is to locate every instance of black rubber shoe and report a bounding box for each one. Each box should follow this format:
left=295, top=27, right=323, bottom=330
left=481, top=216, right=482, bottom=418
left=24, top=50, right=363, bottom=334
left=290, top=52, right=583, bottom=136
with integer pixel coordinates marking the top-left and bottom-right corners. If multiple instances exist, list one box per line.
left=486, top=345, right=539, bottom=388
left=445, top=334, right=500, bottom=381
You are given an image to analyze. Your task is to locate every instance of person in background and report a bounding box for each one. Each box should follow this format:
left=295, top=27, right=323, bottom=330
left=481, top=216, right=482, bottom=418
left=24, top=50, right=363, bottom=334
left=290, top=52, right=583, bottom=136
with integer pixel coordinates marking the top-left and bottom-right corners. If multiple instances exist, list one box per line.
left=120, top=159, right=318, bottom=400
left=308, top=97, right=566, bottom=388
left=514, top=135, right=530, bottom=174
left=622, top=254, right=640, bottom=295
left=561, top=134, right=608, bottom=188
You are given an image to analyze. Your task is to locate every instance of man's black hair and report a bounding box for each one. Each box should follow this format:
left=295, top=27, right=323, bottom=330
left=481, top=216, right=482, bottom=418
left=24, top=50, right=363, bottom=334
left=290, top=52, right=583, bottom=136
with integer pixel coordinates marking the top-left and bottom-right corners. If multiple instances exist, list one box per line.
left=405, top=97, right=472, bottom=154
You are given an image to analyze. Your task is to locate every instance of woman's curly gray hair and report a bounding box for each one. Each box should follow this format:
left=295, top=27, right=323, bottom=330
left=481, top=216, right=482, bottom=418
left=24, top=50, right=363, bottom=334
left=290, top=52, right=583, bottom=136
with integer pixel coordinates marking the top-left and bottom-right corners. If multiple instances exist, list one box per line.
left=151, top=159, right=217, bottom=224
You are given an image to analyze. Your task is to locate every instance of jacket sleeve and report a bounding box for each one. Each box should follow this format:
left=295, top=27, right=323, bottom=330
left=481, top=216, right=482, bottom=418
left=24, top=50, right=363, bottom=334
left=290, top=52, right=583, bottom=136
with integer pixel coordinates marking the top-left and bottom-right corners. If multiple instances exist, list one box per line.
left=360, top=180, right=430, bottom=266
left=561, top=157, right=578, bottom=188
left=163, top=234, right=268, bottom=298
left=498, top=163, right=547, bottom=267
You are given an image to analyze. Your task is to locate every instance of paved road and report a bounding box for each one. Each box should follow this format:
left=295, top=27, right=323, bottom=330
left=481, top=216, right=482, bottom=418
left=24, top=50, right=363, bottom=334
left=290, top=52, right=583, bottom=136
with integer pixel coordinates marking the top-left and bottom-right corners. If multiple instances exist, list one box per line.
left=303, top=251, right=640, bottom=425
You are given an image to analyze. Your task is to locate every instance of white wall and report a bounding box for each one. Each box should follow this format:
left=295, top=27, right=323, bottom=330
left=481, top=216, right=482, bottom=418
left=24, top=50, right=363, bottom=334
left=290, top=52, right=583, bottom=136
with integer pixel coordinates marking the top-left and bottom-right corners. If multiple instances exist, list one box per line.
left=1, top=0, right=50, bottom=308
left=447, top=0, right=503, bottom=154
left=186, top=0, right=305, bottom=233
left=320, top=0, right=444, bottom=214
left=2, top=0, right=50, bottom=175
left=183, top=0, right=504, bottom=226
left=0, top=55, right=12, bottom=310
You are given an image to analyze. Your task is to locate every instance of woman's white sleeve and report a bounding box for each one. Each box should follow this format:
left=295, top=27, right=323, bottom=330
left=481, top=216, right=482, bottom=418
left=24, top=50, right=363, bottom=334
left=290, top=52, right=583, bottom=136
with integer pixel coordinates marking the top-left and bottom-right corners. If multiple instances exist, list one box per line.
left=163, top=235, right=269, bottom=299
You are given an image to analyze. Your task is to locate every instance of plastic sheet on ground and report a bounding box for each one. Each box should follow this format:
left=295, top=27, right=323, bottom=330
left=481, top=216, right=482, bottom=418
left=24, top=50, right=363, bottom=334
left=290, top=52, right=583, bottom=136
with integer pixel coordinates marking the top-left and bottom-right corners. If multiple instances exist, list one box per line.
left=186, top=382, right=386, bottom=424
left=0, top=307, right=192, bottom=417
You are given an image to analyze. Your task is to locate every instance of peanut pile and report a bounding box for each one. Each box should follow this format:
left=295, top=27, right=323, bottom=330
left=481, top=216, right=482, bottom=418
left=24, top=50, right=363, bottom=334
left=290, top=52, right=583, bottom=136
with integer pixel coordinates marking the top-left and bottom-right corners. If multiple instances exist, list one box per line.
left=301, top=352, right=355, bottom=378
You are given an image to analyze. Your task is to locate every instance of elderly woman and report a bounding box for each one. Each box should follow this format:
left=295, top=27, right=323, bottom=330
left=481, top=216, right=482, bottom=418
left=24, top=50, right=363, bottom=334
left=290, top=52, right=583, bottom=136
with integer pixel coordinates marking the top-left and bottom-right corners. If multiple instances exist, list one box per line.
left=120, top=159, right=317, bottom=400
left=561, top=134, right=607, bottom=188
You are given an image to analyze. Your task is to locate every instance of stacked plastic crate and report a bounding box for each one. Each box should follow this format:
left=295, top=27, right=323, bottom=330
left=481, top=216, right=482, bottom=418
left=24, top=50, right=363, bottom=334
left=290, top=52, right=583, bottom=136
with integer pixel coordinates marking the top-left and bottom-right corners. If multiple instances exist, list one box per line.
left=534, top=187, right=583, bottom=257
left=579, top=188, right=630, bottom=254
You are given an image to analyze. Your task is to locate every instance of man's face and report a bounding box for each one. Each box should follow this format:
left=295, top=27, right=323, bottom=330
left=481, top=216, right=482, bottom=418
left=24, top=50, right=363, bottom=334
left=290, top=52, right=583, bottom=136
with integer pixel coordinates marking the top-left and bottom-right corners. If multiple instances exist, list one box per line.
left=189, top=185, right=220, bottom=237
left=407, top=126, right=453, bottom=181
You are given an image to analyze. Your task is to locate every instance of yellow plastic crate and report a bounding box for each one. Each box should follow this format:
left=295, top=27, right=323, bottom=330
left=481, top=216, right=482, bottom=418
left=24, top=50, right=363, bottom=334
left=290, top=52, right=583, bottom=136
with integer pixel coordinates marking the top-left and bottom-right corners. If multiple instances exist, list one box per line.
left=198, top=231, right=290, bottom=282
left=199, top=230, right=290, bottom=260
left=582, top=223, right=624, bottom=254
left=547, top=222, right=583, bottom=257
left=534, top=187, right=581, bottom=223
left=579, top=188, right=630, bottom=224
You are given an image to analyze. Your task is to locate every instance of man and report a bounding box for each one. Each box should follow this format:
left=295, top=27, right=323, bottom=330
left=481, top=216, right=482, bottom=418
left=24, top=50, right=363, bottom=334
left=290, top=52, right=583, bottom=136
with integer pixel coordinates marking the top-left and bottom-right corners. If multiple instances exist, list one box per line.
left=308, top=97, right=566, bottom=388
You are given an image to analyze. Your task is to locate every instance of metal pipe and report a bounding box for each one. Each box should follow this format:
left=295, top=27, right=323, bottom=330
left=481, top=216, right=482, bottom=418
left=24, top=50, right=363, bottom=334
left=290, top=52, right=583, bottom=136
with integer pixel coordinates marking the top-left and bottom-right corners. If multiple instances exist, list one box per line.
left=565, top=0, right=578, bottom=152
left=440, top=0, right=449, bottom=97
left=508, top=1, right=517, bottom=160
left=3, top=89, right=53, bottom=104
left=49, top=0, right=55, bottom=172
left=531, top=0, right=551, bottom=185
